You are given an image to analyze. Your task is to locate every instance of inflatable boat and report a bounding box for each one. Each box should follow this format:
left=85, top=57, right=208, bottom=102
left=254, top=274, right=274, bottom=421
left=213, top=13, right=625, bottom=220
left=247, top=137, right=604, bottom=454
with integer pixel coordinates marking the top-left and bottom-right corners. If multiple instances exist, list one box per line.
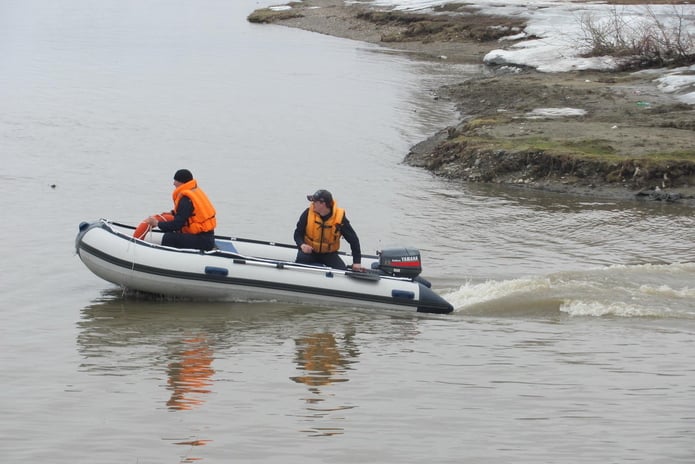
left=75, top=219, right=453, bottom=314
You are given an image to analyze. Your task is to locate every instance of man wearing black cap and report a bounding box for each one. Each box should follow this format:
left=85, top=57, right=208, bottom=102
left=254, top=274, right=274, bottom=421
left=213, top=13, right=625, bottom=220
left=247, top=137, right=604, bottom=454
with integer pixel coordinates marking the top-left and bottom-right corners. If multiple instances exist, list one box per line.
left=293, top=189, right=363, bottom=271
left=144, top=169, right=217, bottom=251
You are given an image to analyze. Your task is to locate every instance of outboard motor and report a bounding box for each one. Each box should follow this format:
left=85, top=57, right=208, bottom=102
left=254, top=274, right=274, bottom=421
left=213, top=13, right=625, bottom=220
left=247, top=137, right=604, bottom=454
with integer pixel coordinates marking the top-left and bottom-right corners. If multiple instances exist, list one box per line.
left=378, top=248, right=422, bottom=278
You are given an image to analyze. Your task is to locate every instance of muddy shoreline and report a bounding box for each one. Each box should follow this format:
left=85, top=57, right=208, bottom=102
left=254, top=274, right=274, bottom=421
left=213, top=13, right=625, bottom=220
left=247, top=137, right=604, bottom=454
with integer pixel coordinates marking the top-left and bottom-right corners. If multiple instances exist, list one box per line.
left=249, top=0, right=695, bottom=205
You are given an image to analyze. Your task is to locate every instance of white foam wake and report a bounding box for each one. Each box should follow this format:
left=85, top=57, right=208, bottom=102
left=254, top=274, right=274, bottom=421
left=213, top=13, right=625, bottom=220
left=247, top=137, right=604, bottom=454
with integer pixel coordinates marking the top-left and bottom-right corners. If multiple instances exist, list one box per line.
left=443, top=262, right=695, bottom=318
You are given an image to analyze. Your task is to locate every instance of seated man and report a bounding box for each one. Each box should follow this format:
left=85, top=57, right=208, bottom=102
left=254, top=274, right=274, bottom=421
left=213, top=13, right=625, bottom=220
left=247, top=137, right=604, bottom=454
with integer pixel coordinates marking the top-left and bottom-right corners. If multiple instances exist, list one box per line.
left=293, top=189, right=363, bottom=271
left=144, top=169, right=217, bottom=251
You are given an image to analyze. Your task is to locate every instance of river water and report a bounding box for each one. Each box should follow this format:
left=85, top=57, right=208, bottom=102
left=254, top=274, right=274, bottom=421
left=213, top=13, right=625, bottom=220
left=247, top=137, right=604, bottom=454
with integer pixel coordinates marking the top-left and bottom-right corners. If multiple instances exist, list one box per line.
left=2, top=0, right=694, bottom=462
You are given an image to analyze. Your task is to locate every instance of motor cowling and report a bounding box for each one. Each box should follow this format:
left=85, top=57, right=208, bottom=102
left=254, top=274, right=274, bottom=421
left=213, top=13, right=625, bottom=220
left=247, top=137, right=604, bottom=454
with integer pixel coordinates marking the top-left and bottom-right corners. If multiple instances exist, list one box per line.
left=378, top=248, right=422, bottom=278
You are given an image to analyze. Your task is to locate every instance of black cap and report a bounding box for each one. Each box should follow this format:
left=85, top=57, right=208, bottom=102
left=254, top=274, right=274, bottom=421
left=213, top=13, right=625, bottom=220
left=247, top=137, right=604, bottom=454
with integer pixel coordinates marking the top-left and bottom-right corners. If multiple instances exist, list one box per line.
left=306, top=189, right=333, bottom=206
left=174, top=169, right=193, bottom=183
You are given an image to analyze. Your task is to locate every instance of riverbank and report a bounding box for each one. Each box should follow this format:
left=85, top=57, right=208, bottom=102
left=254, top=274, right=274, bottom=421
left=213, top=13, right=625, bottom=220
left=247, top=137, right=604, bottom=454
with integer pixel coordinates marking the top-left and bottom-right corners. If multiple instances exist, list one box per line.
left=248, top=0, right=695, bottom=204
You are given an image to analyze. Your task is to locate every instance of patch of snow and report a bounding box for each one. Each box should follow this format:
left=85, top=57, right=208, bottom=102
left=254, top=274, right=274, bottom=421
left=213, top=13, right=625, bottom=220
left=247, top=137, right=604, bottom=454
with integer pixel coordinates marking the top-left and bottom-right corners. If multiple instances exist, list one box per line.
left=526, top=108, right=588, bottom=118
left=366, top=0, right=695, bottom=103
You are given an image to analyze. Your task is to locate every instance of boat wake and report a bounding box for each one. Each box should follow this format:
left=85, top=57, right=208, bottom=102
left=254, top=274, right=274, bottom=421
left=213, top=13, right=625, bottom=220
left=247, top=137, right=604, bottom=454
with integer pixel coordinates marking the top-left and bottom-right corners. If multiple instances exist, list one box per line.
left=443, top=262, right=695, bottom=319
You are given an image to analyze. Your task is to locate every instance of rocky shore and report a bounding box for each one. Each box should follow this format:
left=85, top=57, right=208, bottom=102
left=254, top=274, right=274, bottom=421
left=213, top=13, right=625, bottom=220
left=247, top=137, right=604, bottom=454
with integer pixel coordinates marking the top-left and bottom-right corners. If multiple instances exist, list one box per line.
left=249, top=0, right=695, bottom=205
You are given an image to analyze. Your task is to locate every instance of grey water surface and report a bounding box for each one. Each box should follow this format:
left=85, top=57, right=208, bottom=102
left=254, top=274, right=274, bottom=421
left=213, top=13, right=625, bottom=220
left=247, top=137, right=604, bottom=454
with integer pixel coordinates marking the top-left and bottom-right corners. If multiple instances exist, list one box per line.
left=2, top=0, right=694, bottom=462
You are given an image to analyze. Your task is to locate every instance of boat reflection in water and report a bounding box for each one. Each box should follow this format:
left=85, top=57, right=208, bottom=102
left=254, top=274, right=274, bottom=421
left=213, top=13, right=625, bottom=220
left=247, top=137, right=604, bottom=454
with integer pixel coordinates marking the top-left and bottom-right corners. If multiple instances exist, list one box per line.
left=77, top=291, right=421, bottom=441
left=166, top=336, right=215, bottom=411
left=77, top=293, right=223, bottom=414
left=76, top=294, right=225, bottom=459
left=290, top=331, right=360, bottom=437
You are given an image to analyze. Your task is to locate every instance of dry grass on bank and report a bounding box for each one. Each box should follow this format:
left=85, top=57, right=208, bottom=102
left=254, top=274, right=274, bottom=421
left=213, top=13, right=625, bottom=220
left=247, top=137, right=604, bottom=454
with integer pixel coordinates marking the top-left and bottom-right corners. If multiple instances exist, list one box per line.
left=579, top=5, right=695, bottom=68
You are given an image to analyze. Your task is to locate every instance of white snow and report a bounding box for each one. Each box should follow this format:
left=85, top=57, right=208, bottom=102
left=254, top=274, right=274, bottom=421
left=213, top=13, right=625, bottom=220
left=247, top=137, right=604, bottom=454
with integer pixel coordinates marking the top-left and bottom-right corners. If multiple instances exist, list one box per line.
left=354, top=0, right=695, bottom=104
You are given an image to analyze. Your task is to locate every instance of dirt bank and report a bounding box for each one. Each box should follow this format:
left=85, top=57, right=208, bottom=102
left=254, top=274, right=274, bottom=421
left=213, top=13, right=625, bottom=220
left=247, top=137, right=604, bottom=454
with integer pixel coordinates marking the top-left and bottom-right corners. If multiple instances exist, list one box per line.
left=249, top=0, right=695, bottom=205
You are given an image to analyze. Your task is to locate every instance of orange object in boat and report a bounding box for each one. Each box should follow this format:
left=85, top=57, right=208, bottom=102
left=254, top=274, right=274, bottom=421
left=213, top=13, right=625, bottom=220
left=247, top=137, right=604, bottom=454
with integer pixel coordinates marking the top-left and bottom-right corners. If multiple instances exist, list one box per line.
left=133, top=212, right=174, bottom=239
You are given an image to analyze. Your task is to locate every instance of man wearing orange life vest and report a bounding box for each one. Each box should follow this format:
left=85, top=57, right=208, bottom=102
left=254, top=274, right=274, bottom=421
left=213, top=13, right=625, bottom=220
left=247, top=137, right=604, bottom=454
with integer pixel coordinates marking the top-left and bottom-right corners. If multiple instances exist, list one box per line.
left=144, top=169, right=217, bottom=251
left=293, top=189, right=364, bottom=271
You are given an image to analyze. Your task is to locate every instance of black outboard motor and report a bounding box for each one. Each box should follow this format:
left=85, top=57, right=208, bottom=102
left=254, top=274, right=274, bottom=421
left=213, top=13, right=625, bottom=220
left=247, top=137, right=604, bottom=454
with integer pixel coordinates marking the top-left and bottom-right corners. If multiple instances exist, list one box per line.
left=378, top=248, right=422, bottom=278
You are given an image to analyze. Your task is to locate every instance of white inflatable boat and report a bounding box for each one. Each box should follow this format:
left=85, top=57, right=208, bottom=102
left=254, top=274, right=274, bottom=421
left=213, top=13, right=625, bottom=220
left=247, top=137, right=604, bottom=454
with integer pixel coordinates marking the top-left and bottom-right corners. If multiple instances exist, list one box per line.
left=75, top=219, right=453, bottom=314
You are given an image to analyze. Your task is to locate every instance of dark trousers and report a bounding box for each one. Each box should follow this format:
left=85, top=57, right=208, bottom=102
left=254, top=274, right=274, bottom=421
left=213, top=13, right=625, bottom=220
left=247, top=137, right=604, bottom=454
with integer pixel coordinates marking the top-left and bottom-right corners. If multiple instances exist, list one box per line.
left=162, top=231, right=215, bottom=251
left=296, top=250, right=347, bottom=270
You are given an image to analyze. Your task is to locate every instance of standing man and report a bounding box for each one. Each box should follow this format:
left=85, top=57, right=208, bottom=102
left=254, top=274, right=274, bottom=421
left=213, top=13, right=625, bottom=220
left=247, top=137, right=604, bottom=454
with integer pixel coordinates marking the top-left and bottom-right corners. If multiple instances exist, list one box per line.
left=144, top=169, right=217, bottom=251
left=294, top=189, right=363, bottom=271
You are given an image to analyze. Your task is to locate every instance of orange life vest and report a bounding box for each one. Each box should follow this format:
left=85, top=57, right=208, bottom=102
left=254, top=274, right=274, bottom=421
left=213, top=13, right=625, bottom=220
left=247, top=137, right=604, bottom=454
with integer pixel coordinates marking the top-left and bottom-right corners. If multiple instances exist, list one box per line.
left=172, top=179, right=217, bottom=234
left=304, top=202, right=345, bottom=253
